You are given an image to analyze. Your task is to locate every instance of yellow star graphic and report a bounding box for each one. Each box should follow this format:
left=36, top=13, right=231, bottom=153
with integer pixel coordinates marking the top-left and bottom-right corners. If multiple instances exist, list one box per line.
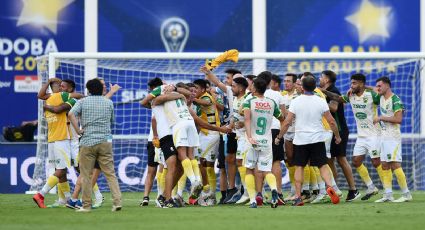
left=16, top=0, right=74, bottom=34
left=345, top=0, right=391, bottom=43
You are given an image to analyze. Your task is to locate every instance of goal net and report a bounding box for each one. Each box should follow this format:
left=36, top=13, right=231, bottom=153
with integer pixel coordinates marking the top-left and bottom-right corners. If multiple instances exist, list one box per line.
left=31, top=52, right=425, bottom=193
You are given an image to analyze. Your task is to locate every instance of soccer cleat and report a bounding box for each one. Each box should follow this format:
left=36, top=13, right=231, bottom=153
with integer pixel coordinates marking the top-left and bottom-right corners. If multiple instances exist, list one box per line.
left=301, top=190, right=311, bottom=202
left=277, top=193, right=286, bottom=205
left=393, top=192, right=413, bottom=203
left=190, top=182, right=203, bottom=198
left=292, top=197, right=304, bottom=206
left=346, top=190, right=361, bottom=202
left=47, top=200, right=66, bottom=208
left=249, top=202, right=257, bottom=208
left=163, top=199, right=179, bottom=208
left=111, top=205, right=122, bottom=212
left=326, top=186, right=340, bottom=204
left=75, top=207, right=91, bottom=213
left=218, top=195, right=227, bottom=205
left=188, top=196, right=198, bottom=205
left=223, top=188, right=238, bottom=204
left=173, top=195, right=185, bottom=207
left=311, top=192, right=327, bottom=204
left=225, top=190, right=241, bottom=204
left=375, top=193, right=394, bottom=203
left=66, top=199, right=82, bottom=210
left=92, top=196, right=104, bottom=209
left=255, top=193, right=263, bottom=206
left=33, top=193, right=46, bottom=208
left=284, top=193, right=296, bottom=202
left=236, top=194, right=250, bottom=204
left=140, top=196, right=149, bottom=206
left=270, top=190, right=278, bottom=208
left=361, top=187, right=379, bottom=201
left=155, top=195, right=166, bottom=208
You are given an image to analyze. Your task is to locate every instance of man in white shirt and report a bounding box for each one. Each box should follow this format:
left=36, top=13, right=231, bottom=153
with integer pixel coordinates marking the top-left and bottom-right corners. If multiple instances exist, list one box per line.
left=275, top=75, right=341, bottom=206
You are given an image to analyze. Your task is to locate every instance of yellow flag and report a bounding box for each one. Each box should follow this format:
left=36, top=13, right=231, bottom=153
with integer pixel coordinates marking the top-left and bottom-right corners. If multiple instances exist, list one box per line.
left=205, top=49, right=239, bottom=70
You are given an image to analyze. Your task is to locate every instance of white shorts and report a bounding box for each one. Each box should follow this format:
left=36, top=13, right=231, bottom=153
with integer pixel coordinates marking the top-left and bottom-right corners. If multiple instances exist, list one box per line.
left=236, top=136, right=249, bottom=160
left=199, top=132, right=220, bottom=162
left=380, top=138, right=402, bottom=162
left=70, top=138, right=79, bottom=167
left=353, top=136, right=381, bottom=158
left=48, top=139, right=71, bottom=170
left=172, top=120, right=200, bottom=148
left=324, top=131, right=333, bottom=158
left=244, top=145, right=273, bottom=172
left=154, top=147, right=168, bottom=168
left=284, top=132, right=295, bottom=142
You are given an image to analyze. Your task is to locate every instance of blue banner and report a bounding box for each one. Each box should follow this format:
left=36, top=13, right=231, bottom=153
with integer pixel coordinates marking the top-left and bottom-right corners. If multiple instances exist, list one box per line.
left=0, top=0, right=84, bottom=130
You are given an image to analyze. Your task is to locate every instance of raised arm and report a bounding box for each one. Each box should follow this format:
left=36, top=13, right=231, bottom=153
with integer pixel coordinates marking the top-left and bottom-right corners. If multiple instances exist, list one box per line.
left=38, top=78, right=60, bottom=100
left=200, top=66, right=227, bottom=93
left=105, top=83, right=122, bottom=99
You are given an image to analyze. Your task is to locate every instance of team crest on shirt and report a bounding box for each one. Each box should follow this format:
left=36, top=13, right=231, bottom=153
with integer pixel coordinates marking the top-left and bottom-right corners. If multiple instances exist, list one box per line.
left=363, top=97, right=368, bottom=103
left=372, top=150, right=378, bottom=156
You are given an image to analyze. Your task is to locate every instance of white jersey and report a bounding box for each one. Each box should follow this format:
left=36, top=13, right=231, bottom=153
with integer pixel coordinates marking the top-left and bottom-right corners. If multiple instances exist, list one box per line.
left=152, top=104, right=172, bottom=139
left=342, top=89, right=381, bottom=137
left=233, top=94, right=249, bottom=138
left=243, top=96, right=282, bottom=150
left=379, top=94, right=403, bottom=139
left=281, top=90, right=299, bottom=133
left=264, top=89, right=285, bottom=130
left=289, top=94, right=329, bottom=145
left=150, top=85, right=193, bottom=127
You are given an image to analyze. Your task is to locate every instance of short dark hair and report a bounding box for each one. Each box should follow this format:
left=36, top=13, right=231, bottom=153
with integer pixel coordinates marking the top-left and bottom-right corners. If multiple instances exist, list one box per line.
left=257, top=71, right=273, bottom=85
left=225, top=68, right=242, bottom=76
left=245, top=74, right=256, bottom=81
left=302, top=75, right=316, bottom=92
left=253, top=78, right=268, bottom=95
left=205, top=79, right=211, bottom=87
left=302, top=72, right=316, bottom=79
left=62, top=79, right=76, bottom=92
left=193, top=79, right=208, bottom=89
left=86, top=78, right=103, bottom=95
left=148, top=77, right=163, bottom=89
left=322, top=70, right=337, bottom=84
left=186, top=82, right=195, bottom=88
left=376, top=76, right=391, bottom=87
left=176, top=82, right=189, bottom=90
left=271, top=74, right=282, bottom=85
left=233, top=77, right=248, bottom=89
left=351, top=73, right=366, bottom=83
left=285, top=73, right=297, bottom=83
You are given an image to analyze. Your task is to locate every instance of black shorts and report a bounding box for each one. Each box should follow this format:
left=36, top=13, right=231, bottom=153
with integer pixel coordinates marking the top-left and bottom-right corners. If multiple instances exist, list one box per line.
left=272, top=129, right=285, bottom=161
left=147, top=141, right=159, bottom=167
left=217, top=135, right=226, bottom=169
left=226, top=132, right=237, bottom=154
left=330, top=130, right=349, bottom=157
left=159, top=135, right=178, bottom=161
left=293, top=142, right=328, bottom=167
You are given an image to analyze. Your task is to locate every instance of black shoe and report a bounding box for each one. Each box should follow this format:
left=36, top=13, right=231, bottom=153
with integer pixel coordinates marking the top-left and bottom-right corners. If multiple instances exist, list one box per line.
left=301, top=190, right=311, bottom=202
left=155, top=195, right=166, bottom=208
left=223, top=188, right=237, bottom=204
left=271, top=190, right=278, bottom=208
left=312, top=190, right=319, bottom=196
left=361, top=187, right=378, bottom=201
left=218, top=195, right=227, bottom=204
left=346, top=190, right=361, bottom=202
left=292, top=197, right=304, bottom=206
left=140, top=196, right=149, bottom=206
left=163, top=199, right=179, bottom=208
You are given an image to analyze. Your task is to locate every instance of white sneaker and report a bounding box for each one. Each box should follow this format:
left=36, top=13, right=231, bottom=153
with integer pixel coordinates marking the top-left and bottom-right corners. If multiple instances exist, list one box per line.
left=92, top=196, right=104, bottom=208
left=76, top=207, right=91, bottom=213
left=393, top=192, right=413, bottom=203
left=375, top=193, right=394, bottom=203
left=111, top=205, right=122, bottom=212
left=236, top=194, right=250, bottom=204
left=190, top=181, right=203, bottom=197
left=311, top=193, right=327, bottom=204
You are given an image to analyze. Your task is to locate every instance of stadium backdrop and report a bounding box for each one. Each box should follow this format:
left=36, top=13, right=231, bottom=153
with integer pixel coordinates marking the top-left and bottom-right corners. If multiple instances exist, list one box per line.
left=0, top=0, right=420, bottom=193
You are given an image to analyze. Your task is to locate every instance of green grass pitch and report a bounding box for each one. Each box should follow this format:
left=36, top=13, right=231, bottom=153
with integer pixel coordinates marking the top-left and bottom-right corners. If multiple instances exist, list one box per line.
left=1, top=191, right=425, bottom=230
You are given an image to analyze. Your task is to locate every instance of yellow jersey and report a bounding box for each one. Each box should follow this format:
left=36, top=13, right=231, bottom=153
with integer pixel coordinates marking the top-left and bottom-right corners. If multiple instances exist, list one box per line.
left=45, top=92, right=76, bottom=143
left=313, top=88, right=331, bottom=131
left=198, top=92, right=220, bottom=135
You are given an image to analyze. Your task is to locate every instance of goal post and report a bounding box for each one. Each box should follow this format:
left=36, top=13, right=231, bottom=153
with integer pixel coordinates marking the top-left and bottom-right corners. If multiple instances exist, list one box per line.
left=31, top=52, right=425, bottom=193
